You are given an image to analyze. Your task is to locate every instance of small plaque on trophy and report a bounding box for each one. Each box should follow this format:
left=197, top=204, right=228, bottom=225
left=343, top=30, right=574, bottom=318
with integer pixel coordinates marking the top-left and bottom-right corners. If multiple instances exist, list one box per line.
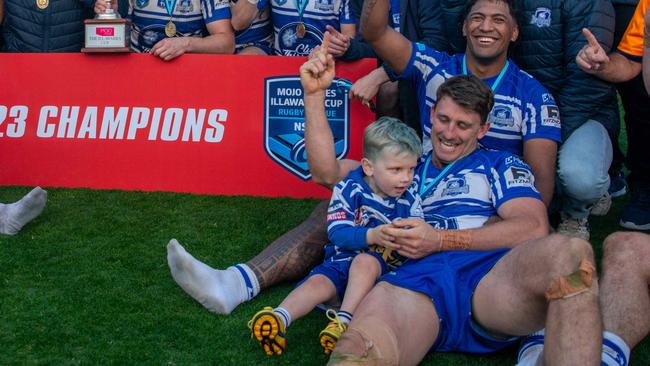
left=82, top=0, right=130, bottom=53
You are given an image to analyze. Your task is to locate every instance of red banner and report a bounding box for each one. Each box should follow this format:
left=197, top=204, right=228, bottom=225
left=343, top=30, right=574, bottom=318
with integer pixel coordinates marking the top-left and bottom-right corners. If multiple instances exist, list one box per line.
left=0, top=54, right=375, bottom=198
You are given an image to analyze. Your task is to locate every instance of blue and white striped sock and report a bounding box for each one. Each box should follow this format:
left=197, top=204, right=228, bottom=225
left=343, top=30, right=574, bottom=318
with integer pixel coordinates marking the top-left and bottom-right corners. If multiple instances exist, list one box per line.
left=273, top=307, right=292, bottom=329
left=337, top=311, right=352, bottom=325
left=602, top=331, right=630, bottom=366
left=516, top=329, right=545, bottom=366
left=231, top=264, right=260, bottom=301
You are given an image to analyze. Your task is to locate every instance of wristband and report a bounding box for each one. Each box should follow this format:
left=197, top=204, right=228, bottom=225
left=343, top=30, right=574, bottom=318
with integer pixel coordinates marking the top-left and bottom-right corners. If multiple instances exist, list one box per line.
left=439, top=230, right=472, bottom=251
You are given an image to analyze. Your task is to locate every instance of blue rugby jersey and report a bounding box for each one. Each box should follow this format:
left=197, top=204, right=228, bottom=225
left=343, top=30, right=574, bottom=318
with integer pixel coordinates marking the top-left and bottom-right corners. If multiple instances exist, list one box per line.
left=270, top=0, right=354, bottom=56
left=232, top=0, right=273, bottom=49
left=326, top=167, right=423, bottom=268
left=414, top=148, right=541, bottom=230
left=129, top=0, right=231, bottom=53
left=398, top=42, right=562, bottom=157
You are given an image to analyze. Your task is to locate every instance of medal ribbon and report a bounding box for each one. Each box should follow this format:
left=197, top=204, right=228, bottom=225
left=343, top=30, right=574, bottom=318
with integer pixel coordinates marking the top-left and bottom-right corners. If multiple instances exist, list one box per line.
left=292, top=0, right=308, bottom=21
left=462, top=54, right=509, bottom=93
left=164, top=0, right=178, bottom=19
left=418, top=155, right=456, bottom=197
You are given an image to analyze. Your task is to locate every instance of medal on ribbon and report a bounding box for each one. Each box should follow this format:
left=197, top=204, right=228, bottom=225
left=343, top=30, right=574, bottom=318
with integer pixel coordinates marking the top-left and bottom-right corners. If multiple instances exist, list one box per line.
left=36, top=0, right=48, bottom=9
left=164, top=0, right=179, bottom=37
left=293, top=0, right=308, bottom=38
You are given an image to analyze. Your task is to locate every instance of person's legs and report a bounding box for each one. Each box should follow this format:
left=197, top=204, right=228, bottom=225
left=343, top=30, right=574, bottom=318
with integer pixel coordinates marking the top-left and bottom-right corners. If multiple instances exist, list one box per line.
left=329, top=282, right=439, bottom=366
left=472, top=234, right=602, bottom=365
left=0, top=187, right=48, bottom=235
left=600, top=231, right=650, bottom=349
left=167, top=200, right=328, bottom=314
left=557, top=120, right=612, bottom=240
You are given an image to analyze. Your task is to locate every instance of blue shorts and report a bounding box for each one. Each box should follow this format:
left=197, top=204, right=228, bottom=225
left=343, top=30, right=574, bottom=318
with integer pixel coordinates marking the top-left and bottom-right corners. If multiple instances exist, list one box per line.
left=298, top=251, right=387, bottom=301
left=380, top=248, right=519, bottom=354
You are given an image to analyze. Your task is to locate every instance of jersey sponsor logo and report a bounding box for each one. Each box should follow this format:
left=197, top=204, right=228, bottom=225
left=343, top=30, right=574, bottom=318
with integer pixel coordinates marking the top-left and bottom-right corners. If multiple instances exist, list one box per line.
left=327, top=211, right=347, bottom=221
left=505, top=166, right=533, bottom=188
left=275, top=0, right=287, bottom=5
left=425, top=214, right=459, bottom=230
left=541, top=104, right=560, bottom=128
left=442, top=177, right=470, bottom=196
left=278, top=22, right=323, bottom=56
left=489, top=105, right=515, bottom=127
left=542, top=93, right=555, bottom=103
left=504, top=155, right=526, bottom=166
left=329, top=202, right=344, bottom=211
left=136, top=0, right=149, bottom=8
left=264, top=76, right=350, bottom=180
left=314, top=0, right=334, bottom=11
left=531, top=7, right=551, bottom=28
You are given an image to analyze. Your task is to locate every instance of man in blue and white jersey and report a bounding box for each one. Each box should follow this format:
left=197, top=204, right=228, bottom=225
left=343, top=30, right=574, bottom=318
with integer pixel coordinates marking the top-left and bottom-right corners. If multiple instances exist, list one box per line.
left=230, top=0, right=273, bottom=55
left=352, top=0, right=560, bottom=208
left=94, top=0, right=235, bottom=60
left=299, top=42, right=601, bottom=365
left=270, top=0, right=355, bottom=56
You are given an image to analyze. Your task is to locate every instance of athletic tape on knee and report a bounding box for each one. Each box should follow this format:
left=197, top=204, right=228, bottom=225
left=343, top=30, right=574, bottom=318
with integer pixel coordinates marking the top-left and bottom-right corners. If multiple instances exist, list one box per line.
left=544, top=259, right=595, bottom=301
left=328, top=317, right=398, bottom=366
left=439, top=230, right=472, bottom=251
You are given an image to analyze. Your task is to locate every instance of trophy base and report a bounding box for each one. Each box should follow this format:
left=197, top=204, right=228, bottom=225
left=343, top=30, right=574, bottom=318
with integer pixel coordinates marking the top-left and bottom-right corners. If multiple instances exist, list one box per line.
left=82, top=18, right=131, bottom=53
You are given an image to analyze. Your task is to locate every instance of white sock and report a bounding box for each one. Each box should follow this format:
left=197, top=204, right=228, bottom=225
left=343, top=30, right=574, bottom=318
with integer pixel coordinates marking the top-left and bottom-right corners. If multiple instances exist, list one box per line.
left=516, top=329, right=545, bottom=366
left=166, top=239, right=259, bottom=315
left=274, top=306, right=292, bottom=329
left=0, top=187, right=47, bottom=235
left=337, top=310, right=352, bottom=325
left=602, top=331, right=630, bottom=366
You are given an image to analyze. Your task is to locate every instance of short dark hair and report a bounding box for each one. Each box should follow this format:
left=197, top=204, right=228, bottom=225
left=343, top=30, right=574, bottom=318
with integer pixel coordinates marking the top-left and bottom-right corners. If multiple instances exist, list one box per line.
left=463, top=0, right=521, bottom=29
left=435, top=75, right=494, bottom=124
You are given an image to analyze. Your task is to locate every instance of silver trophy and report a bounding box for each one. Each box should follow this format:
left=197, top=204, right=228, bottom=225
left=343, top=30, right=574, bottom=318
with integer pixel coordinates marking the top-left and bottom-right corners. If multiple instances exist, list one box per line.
left=83, top=0, right=130, bottom=52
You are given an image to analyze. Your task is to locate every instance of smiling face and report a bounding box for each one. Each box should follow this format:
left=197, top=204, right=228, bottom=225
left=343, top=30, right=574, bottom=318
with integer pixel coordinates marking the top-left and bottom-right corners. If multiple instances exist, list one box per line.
left=362, top=148, right=418, bottom=198
left=463, top=0, right=519, bottom=65
left=429, top=96, right=490, bottom=167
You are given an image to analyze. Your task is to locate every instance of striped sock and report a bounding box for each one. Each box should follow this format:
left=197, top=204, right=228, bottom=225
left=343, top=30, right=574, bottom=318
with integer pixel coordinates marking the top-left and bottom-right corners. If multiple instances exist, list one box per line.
left=337, top=311, right=352, bottom=325
left=232, top=264, right=260, bottom=301
left=274, top=307, right=292, bottom=329
left=602, top=331, right=630, bottom=366
left=516, top=329, right=545, bottom=366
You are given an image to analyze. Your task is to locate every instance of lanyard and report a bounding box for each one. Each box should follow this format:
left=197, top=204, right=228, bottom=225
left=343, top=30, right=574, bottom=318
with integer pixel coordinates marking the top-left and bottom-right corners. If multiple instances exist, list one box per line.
left=419, top=155, right=456, bottom=197
left=164, top=0, right=178, bottom=18
left=462, top=55, right=509, bottom=93
left=293, top=0, right=308, bottom=19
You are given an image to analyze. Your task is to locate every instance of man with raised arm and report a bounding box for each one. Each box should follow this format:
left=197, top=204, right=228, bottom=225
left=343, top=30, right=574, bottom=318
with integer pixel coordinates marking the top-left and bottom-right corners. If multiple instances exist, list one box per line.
left=298, top=41, right=601, bottom=365
left=350, top=0, right=560, bottom=209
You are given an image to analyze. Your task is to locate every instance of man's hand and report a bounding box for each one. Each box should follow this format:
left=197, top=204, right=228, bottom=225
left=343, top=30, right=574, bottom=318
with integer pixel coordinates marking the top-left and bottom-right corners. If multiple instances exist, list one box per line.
left=94, top=0, right=118, bottom=14
left=350, top=67, right=388, bottom=108
left=150, top=37, right=191, bottom=61
left=382, top=218, right=441, bottom=259
left=576, top=28, right=610, bottom=73
left=300, top=33, right=334, bottom=95
left=325, top=25, right=351, bottom=57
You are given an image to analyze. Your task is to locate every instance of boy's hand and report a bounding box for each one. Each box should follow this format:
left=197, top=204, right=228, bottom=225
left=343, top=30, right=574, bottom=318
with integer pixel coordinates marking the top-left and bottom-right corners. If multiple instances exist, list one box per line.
left=300, top=33, right=334, bottom=95
left=367, top=224, right=397, bottom=248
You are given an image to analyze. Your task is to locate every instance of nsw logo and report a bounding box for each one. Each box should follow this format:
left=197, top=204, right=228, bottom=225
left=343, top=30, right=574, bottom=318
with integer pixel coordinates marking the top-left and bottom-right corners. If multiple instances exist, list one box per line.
left=264, top=76, right=350, bottom=180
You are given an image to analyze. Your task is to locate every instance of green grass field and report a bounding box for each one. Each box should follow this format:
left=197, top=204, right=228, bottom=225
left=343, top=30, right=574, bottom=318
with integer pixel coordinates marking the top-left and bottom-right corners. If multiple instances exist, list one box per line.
left=1, top=185, right=649, bottom=365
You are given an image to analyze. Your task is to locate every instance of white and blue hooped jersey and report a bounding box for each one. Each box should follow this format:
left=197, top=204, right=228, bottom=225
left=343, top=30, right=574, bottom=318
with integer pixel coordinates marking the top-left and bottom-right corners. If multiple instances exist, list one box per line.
left=399, top=42, right=562, bottom=157
left=415, top=148, right=541, bottom=230
left=326, top=167, right=423, bottom=268
left=129, top=0, right=231, bottom=53
left=270, top=0, right=354, bottom=56
left=388, top=0, right=400, bottom=32
left=232, top=0, right=273, bottom=49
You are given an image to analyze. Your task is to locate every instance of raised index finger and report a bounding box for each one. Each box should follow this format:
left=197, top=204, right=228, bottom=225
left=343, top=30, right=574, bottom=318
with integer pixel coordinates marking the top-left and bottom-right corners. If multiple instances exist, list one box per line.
left=320, top=32, right=331, bottom=57
left=582, top=28, right=601, bottom=51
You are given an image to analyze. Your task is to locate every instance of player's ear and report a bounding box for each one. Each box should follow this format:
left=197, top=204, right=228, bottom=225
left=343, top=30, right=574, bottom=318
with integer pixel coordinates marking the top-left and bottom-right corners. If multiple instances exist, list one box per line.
left=361, top=158, right=374, bottom=177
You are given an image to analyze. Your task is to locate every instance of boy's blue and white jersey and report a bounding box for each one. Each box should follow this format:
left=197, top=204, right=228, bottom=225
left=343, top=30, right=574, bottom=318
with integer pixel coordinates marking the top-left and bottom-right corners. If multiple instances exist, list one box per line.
left=270, top=0, right=354, bottom=56
left=232, top=0, right=273, bottom=48
left=326, top=167, right=423, bottom=267
left=415, top=148, right=541, bottom=230
left=130, top=0, right=231, bottom=52
left=398, top=42, right=562, bottom=157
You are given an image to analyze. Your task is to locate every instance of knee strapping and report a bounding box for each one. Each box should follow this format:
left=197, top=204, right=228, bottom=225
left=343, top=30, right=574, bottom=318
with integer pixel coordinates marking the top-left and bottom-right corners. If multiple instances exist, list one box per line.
left=328, top=317, right=398, bottom=366
left=544, top=259, right=596, bottom=301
